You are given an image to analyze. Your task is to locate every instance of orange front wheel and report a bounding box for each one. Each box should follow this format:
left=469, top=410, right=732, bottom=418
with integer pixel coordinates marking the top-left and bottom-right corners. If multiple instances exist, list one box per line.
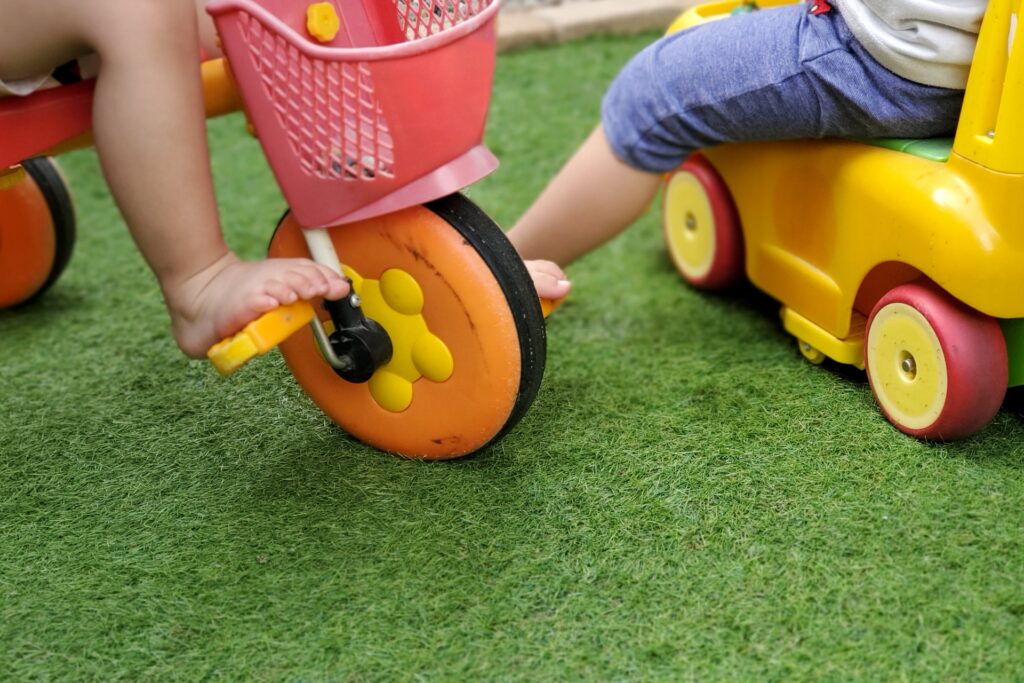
left=269, top=193, right=547, bottom=460
left=0, top=158, right=76, bottom=308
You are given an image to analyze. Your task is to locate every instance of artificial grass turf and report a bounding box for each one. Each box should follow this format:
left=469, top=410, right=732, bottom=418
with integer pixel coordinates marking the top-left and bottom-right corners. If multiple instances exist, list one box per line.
left=2, top=32, right=1024, bottom=681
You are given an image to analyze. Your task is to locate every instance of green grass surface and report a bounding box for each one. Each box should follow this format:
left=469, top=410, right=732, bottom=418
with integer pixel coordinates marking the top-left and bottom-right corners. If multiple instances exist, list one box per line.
left=3, top=33, right=1024, bottom=680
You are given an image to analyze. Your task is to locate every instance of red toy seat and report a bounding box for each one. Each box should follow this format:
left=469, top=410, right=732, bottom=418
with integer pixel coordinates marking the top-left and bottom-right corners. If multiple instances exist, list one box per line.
left=0, top=80, right=94, bottom=168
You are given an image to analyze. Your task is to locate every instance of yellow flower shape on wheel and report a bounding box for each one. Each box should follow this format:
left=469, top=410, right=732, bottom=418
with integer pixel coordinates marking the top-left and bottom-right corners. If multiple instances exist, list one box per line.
left=344, top=266, right=454, bottom=413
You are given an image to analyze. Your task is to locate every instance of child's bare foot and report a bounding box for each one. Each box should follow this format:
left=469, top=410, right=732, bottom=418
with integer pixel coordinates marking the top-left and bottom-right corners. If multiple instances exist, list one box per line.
left=525, top=259, right=571, bottom=301
left=164, top=252, right=349, bottom=358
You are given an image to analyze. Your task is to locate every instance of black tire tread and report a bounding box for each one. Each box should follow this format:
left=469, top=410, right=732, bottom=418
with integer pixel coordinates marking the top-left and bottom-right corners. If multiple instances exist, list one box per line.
left=18, top=157, right=76, bottom=305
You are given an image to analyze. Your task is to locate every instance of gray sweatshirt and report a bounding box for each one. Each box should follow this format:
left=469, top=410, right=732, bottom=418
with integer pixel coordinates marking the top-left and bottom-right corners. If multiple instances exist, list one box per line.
left=835, top=0, right=987, bottom=89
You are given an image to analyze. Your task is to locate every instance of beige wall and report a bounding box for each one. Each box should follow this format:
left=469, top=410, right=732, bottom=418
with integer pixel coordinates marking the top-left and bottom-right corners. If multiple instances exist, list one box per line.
left=498, top=0, right=701, bottom=51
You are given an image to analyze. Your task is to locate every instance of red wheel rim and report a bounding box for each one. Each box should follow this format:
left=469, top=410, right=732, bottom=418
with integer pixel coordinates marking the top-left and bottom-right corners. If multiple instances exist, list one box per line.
left=865, top=281, right=1007, bottom=440
left=662, top=153, right=744, bottom=290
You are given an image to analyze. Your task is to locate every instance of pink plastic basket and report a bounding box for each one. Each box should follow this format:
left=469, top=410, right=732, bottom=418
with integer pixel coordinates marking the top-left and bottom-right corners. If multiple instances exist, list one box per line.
left=207, top=0, right=501, bottom=228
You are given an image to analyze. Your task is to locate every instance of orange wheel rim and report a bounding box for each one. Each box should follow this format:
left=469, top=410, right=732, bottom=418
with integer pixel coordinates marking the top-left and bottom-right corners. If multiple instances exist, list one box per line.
left=270, top=206, right=524, bottom=459
left=0, top=171, right=57, bottom=308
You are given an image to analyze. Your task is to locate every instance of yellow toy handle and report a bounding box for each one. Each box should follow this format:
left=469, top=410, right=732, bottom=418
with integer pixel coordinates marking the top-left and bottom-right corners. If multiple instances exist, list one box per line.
left=954, top=0, right=1024, bottom=174
left=207, top=300, right=317, bottom=376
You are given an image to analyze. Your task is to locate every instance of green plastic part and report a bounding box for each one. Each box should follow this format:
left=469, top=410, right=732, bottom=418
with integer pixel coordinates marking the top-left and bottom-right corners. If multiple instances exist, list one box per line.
left=1002, top=319, right=1024, bottom=387
left=858, top=137, right=953, bottom=163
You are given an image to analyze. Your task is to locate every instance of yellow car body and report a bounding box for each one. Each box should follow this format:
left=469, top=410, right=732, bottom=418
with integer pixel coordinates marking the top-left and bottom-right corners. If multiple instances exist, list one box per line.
left=662, top=0, right=1024, bottom=437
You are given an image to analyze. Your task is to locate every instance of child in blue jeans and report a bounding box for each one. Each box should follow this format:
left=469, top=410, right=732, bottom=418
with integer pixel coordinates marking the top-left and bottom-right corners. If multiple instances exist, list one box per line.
left=514, top=0, right=988, bottom=300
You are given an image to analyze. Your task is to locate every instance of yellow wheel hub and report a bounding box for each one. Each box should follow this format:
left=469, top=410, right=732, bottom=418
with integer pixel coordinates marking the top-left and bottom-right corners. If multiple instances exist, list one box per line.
left=664, top=171, right=715, bottom=280
left=867, top=303, right=947, bottom=430
left=798, top=339, right=826, bottom=365
left=306, top=2, right=341, bottom=42
left=343, top=265, right=454, bottom=413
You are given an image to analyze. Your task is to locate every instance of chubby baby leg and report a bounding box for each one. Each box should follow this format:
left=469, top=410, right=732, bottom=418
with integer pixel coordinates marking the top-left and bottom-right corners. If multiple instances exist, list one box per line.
left=0, top=0, right=351, bottom=358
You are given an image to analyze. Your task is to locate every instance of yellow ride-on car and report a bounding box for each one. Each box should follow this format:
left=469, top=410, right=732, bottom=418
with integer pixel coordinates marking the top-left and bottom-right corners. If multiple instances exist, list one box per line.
left=662, top=0, right=1024, bottom=440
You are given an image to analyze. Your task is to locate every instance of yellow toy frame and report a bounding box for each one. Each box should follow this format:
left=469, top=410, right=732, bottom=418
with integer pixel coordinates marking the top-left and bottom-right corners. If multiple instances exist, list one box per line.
left=662, top=0, right=1024, bottom=440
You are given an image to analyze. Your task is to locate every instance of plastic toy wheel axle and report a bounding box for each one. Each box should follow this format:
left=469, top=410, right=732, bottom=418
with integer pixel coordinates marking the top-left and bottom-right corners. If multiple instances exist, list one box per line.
left=319, top=290, right=393, bottom=384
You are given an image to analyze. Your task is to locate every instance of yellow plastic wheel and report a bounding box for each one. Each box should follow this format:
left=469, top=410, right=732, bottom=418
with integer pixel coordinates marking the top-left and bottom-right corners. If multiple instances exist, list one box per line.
left=0, top=158, right=75, bottom=308
left=662, top=154, right=743, bottom=290
left=269, top=194, right=546, bottom=459
left=798, top=339, right=826, bottom=365
left=865, top=282, right=1006, bottom=440
left=867, top=302, right=947, bottom=430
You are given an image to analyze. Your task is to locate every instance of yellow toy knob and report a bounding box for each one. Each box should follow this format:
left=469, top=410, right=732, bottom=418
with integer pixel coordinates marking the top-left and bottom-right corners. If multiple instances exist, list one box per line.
left=306, top=2, right=341, bottom=43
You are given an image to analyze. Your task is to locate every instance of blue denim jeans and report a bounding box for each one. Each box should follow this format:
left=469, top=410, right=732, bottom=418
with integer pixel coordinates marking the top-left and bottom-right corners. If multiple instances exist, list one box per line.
left=601, top=3, right=966, bottom=172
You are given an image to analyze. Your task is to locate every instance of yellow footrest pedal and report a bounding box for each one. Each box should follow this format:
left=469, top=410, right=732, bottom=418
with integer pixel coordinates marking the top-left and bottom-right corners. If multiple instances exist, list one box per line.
left=207, top=300, right=316, bottom=377
left=540, top=296, right=565, bottom=318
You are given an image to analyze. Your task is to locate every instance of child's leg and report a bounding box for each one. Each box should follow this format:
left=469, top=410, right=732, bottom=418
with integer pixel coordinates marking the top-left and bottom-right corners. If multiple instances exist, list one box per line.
left=508, top=124, right=661, bottom=287
left=509, top=125, right=658, bottom=301
left=511, top=5, right=965, bottom=301
left=0, top=0, right=348, bottom=358
left=196, top=0, right=222, bottom=59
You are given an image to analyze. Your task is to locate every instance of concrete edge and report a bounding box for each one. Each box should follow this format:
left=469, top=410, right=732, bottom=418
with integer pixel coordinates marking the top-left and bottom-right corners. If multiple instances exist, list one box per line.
left=497, top=0, right=698, bottom=52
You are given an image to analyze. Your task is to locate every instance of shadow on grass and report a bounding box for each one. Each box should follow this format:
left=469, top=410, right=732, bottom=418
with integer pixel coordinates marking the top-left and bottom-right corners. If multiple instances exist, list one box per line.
left=0, top=287, right=89, bottom=322
left=1004, top=386, right=1024, bottom=417
left=613, top=258, right=1024, bottom=463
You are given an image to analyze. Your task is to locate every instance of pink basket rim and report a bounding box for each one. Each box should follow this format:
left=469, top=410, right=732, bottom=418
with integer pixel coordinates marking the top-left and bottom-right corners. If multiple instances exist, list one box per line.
left=206, top=0, right=502, bottom=62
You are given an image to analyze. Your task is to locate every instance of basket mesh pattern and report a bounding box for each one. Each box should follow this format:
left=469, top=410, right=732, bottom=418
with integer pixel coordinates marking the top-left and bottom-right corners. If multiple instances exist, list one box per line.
left=238, top=12, right=395, bottom=182
left=392, top=0, right=492, bottom=39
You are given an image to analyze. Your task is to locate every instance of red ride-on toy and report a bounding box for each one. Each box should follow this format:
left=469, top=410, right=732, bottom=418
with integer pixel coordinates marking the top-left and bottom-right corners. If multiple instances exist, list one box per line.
left=0, top=0, right=547, bottom=459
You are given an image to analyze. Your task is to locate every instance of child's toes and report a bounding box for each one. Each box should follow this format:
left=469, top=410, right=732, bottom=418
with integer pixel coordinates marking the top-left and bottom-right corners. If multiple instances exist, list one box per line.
left=297, top=278, right=320, bottom=300
left=309, top=268, right=346, bottom=299
left=302, top=270, right=340, bottom=300
left=528, top=259, right=567, bottom=281
left=303, top=268, right=330, bottom=294
left=533, top=272, right=571, bottom=300
left=263, top=278, right=296, bottom=305
left=279, top=269, right=316, bottom=299
left=248, top=292, right=279, bottom=311
left=322, top=272, right=350, bottom=299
